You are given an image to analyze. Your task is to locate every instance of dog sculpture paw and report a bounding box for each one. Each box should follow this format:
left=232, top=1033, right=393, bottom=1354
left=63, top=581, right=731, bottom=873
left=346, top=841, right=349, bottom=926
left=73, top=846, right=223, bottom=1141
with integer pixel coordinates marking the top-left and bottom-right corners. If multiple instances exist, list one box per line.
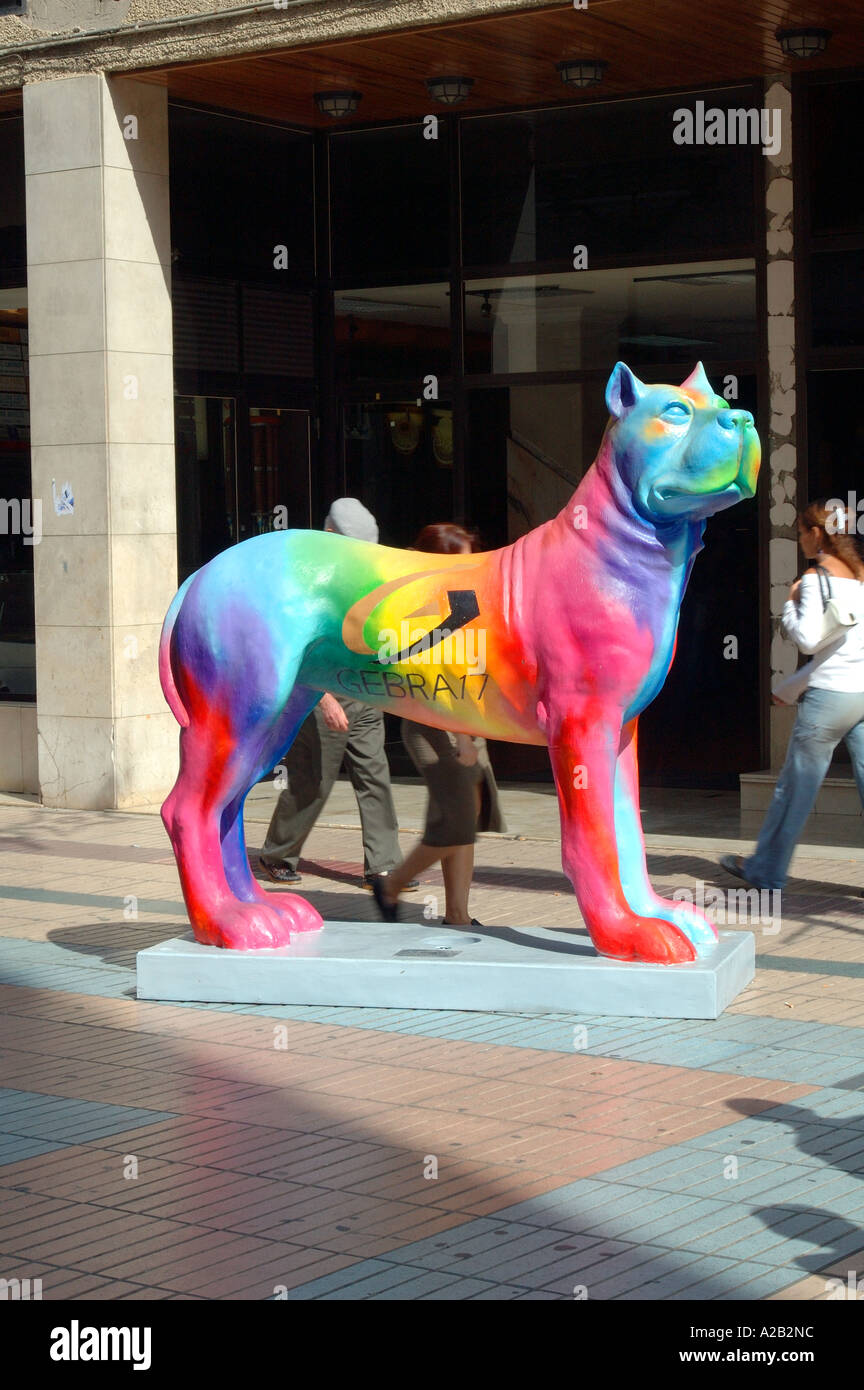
left=194, top=898, right=323, bottom=951
left=601, top=915, right=700, bottom=965
left=661, top=897, right=719, bottom=953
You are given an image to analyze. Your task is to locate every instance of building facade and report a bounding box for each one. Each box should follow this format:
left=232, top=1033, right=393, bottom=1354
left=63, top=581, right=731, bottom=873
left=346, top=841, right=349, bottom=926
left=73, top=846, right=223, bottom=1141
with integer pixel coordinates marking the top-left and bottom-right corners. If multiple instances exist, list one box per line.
left=0, top=0, right=862, bottom=807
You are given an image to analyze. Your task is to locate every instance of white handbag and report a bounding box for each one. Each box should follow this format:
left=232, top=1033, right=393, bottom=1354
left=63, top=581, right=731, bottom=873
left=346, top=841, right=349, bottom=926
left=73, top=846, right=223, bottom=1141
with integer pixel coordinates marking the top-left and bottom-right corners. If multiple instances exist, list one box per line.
left=810, top=565, right=859, bottom=651
left=774, top=566, right=860, bottom=701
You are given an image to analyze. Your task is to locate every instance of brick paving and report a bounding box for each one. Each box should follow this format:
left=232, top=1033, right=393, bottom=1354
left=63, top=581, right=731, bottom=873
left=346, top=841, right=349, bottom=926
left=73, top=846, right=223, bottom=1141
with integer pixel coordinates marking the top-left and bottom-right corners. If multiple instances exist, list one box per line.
left=0, top=782, right=862, bottom=1299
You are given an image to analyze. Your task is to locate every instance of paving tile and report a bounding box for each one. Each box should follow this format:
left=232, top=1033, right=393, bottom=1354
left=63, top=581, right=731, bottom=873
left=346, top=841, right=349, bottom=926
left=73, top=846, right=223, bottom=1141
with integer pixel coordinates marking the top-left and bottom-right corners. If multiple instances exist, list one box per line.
left=3, top=798, right=864, bottom=1300
left=618, top=1251, right=744, bottom=1300
left=277, top=1259, right=393, bottom=1300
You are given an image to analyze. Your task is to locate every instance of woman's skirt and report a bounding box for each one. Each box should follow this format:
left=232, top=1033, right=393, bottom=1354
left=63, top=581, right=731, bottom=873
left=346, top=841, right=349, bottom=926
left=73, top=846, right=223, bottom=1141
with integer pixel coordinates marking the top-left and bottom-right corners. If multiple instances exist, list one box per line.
left=400, top=720, right=505, bottom=847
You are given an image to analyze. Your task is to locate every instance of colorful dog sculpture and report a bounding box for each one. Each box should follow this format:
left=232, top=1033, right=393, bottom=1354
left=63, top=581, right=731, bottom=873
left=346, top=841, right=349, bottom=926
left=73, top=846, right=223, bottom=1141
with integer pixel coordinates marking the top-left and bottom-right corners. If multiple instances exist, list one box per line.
left=160, top=362, right=760, bottom=963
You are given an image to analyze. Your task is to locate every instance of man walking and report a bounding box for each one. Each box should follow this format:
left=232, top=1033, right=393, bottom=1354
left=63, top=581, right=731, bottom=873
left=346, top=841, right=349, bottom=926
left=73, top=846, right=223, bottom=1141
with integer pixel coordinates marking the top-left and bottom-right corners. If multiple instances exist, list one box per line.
left=259, top=498, right=415, bottom=892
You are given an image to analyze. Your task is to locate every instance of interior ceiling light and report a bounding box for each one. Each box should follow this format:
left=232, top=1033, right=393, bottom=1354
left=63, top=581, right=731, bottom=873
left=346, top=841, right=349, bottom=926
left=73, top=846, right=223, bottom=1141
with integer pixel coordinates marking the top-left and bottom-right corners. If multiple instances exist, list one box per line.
left=776, top=28, right=831, bottom=59
left=557, top=59, right=608, bottom=89
left=425, top=75, right=474, bottom=106
left=314, top=90, right=362, bottom=119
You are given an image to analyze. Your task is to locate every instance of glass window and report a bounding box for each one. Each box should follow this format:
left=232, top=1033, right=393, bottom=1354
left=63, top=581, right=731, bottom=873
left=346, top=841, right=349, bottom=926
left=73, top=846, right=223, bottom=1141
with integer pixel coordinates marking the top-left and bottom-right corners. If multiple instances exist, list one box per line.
left=641, top=384, right=762, bottom=786
left=467, top=382, right=607, bottom=549
left=330, top=123, right=450, bottom=279
left=467, top=374, right=762, bottom=780
left=810, top=251, right=864, bottom=349
left=0, top=116, right=25, bottom=287
left=335, top=283, right=450, bottom=384
left=465, top=260, right=757, bottom=375
left=343, top=398, right=454, bottom=547
left=169, top=106, right=314, bottom=284
left=461, top=92, right=757, bottom=268
left=806, top=370, right=864, bottom=510
left=808, top=80, right=864, bottom=239
left=0, top=300, right=34, bottom=700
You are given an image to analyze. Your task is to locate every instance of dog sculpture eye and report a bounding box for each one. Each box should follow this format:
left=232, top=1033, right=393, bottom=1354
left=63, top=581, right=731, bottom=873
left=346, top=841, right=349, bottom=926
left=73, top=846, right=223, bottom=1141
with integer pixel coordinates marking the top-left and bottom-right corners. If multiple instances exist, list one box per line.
left=660, top=401, right=692, bottom=422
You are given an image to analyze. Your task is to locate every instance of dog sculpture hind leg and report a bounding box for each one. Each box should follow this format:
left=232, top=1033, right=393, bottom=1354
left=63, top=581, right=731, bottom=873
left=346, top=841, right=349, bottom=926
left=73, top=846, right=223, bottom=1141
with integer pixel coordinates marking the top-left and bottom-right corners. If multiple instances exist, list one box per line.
left=159, top=361, right=760, bottom=960
left=159, top=568, right=324, bottom=948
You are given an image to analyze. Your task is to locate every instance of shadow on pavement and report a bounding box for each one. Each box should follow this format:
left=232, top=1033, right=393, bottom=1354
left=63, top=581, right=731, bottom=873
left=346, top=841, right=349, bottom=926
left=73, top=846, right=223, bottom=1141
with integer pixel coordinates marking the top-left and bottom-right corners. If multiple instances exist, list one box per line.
left=6, top=929, right=837, bottom=1300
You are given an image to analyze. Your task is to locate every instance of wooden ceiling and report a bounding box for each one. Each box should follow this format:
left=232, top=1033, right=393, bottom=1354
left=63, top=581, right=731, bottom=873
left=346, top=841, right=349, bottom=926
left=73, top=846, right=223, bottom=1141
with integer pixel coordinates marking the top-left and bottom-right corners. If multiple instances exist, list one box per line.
left=128, top=0, right=864, bottom=127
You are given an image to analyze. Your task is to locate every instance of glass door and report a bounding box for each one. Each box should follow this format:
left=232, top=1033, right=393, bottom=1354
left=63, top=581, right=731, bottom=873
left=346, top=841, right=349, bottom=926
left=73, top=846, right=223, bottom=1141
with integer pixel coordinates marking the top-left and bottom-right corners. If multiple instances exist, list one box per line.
left=174, top=395, right=237, bottom=582
left=342, top=397, right=454, bottom=548
left=175, top=399, right=313, bottom=580
left=242, top=407, right=312, bottom=539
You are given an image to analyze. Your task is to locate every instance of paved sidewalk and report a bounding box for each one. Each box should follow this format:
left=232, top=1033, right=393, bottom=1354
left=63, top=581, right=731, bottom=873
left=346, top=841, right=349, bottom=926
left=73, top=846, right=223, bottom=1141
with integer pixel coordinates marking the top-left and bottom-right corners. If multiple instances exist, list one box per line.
left=0, top=781, right=862, bottom=1300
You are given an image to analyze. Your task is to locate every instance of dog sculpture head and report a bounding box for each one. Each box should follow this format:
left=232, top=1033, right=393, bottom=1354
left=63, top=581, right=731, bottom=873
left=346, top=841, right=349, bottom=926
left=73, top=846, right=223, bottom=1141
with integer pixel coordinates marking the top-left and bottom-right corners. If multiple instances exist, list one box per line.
left=605, top=361, right=761, bottom=524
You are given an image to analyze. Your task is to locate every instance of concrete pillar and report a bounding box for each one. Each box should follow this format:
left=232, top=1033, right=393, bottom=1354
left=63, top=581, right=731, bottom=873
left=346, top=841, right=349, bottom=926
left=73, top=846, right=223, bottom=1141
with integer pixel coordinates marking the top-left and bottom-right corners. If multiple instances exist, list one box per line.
left=764, top=74, right=799, bottom=770
left=492, top=294, right=538, bottom=373
left=24, top=73, right=178, bottom=809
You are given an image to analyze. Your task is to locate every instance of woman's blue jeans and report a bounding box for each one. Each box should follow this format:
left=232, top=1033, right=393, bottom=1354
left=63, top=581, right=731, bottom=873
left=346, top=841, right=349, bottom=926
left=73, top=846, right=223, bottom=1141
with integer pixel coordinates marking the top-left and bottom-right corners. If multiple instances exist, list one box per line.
left=744, top=688, right=864, bottom=891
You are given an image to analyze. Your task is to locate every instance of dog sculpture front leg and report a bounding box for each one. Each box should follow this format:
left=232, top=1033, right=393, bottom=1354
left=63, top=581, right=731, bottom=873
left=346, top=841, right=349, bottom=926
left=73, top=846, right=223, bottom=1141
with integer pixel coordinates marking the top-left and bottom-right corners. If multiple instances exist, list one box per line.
left=613, top=719, right=717, bottom=953
left=546, top=701, right=698, bottom=963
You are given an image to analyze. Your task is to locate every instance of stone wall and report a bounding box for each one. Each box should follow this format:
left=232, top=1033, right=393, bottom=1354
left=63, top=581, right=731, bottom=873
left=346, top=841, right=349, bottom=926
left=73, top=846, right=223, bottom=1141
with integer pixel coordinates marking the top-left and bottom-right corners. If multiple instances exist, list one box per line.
left=763, top=72, right=800, bottom=768
left=0, top=0, right=558, bottom=88
left=25, top=73, right=179, bottom=808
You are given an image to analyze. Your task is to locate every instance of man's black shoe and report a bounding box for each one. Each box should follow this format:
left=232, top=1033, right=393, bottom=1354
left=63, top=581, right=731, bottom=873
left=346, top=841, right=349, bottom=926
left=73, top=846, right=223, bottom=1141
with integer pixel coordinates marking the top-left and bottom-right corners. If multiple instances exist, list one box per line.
left=259, top=859, right=302, bottom=886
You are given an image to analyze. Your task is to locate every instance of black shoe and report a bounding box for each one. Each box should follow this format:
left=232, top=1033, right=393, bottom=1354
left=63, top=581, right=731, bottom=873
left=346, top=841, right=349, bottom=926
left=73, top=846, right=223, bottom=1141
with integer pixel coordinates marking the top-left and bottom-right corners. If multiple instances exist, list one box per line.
left=719, top=853, right=777, bottom=892
left=362, top=872, right=419, bottom=893
left=259, top=858, right=302, bottom=885
left=720, top=853, right=745, bottom=879
left=371, top=874, right=400, bottom=923
left=442, top=918, right=483, bottom=927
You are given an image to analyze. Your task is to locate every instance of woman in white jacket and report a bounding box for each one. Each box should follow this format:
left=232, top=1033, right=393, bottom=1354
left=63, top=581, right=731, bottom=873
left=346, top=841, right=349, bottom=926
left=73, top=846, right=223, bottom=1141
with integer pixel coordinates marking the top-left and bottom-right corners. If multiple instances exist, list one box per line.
left=722, top=499, right=864, bottom=891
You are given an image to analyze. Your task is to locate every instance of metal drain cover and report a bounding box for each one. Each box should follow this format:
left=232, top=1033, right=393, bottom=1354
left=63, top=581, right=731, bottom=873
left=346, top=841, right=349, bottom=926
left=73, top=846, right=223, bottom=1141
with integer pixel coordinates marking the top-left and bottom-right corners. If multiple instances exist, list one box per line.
left=394, top=947, right=461, bottom=959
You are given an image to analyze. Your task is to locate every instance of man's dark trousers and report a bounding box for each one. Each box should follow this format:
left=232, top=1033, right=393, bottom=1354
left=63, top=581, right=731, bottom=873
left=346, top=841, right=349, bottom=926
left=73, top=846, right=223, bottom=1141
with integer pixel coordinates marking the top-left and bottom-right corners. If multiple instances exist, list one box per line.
left=260, top=697, right=401, bottom=875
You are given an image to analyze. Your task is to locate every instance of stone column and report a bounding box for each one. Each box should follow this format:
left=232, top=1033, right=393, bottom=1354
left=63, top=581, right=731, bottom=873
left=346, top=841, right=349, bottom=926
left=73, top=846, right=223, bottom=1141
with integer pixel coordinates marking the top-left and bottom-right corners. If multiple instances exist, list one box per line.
left=764, top=73, right=799, bottom=770
left=24, top=73, right=178, bottom=809
left=492, top=293, right=538, bottom=374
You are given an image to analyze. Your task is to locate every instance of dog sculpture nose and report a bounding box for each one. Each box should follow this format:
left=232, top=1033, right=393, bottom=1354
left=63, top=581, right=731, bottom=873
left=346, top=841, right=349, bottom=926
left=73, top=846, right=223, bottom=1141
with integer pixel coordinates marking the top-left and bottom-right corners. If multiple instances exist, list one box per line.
left=718, top=409, right=754, bottom=431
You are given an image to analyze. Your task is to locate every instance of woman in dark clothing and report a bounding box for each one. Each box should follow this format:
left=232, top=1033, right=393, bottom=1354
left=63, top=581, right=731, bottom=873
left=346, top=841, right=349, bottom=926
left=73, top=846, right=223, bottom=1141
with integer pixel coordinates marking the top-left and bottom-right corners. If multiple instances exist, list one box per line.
left=373, top=523, right=504, bottom=927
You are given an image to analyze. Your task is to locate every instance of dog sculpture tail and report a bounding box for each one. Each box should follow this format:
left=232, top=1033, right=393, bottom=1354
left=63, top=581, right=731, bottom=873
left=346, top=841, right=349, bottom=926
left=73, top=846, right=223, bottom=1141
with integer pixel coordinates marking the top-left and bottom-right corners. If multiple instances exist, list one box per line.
left=158, top=574, right=195, bottom=729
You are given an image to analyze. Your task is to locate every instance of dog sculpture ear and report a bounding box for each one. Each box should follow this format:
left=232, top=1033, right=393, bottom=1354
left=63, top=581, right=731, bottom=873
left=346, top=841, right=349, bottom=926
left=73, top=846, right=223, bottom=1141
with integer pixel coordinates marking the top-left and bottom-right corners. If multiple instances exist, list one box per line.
left=606, top=362, right=647, bottom=420
left=680, top=361, right=714, bottom=397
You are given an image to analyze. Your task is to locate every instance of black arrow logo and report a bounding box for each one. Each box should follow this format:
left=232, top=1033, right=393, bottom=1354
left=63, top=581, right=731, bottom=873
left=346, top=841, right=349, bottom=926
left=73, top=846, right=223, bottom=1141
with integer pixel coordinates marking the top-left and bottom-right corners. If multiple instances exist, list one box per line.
left=388, top=590, right=480, bottom=663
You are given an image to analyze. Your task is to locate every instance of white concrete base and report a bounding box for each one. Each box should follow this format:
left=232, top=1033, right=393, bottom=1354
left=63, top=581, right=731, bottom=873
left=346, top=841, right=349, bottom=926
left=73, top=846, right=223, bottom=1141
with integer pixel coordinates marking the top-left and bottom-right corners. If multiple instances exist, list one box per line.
left=136, top=924, right=755, bottom=1020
